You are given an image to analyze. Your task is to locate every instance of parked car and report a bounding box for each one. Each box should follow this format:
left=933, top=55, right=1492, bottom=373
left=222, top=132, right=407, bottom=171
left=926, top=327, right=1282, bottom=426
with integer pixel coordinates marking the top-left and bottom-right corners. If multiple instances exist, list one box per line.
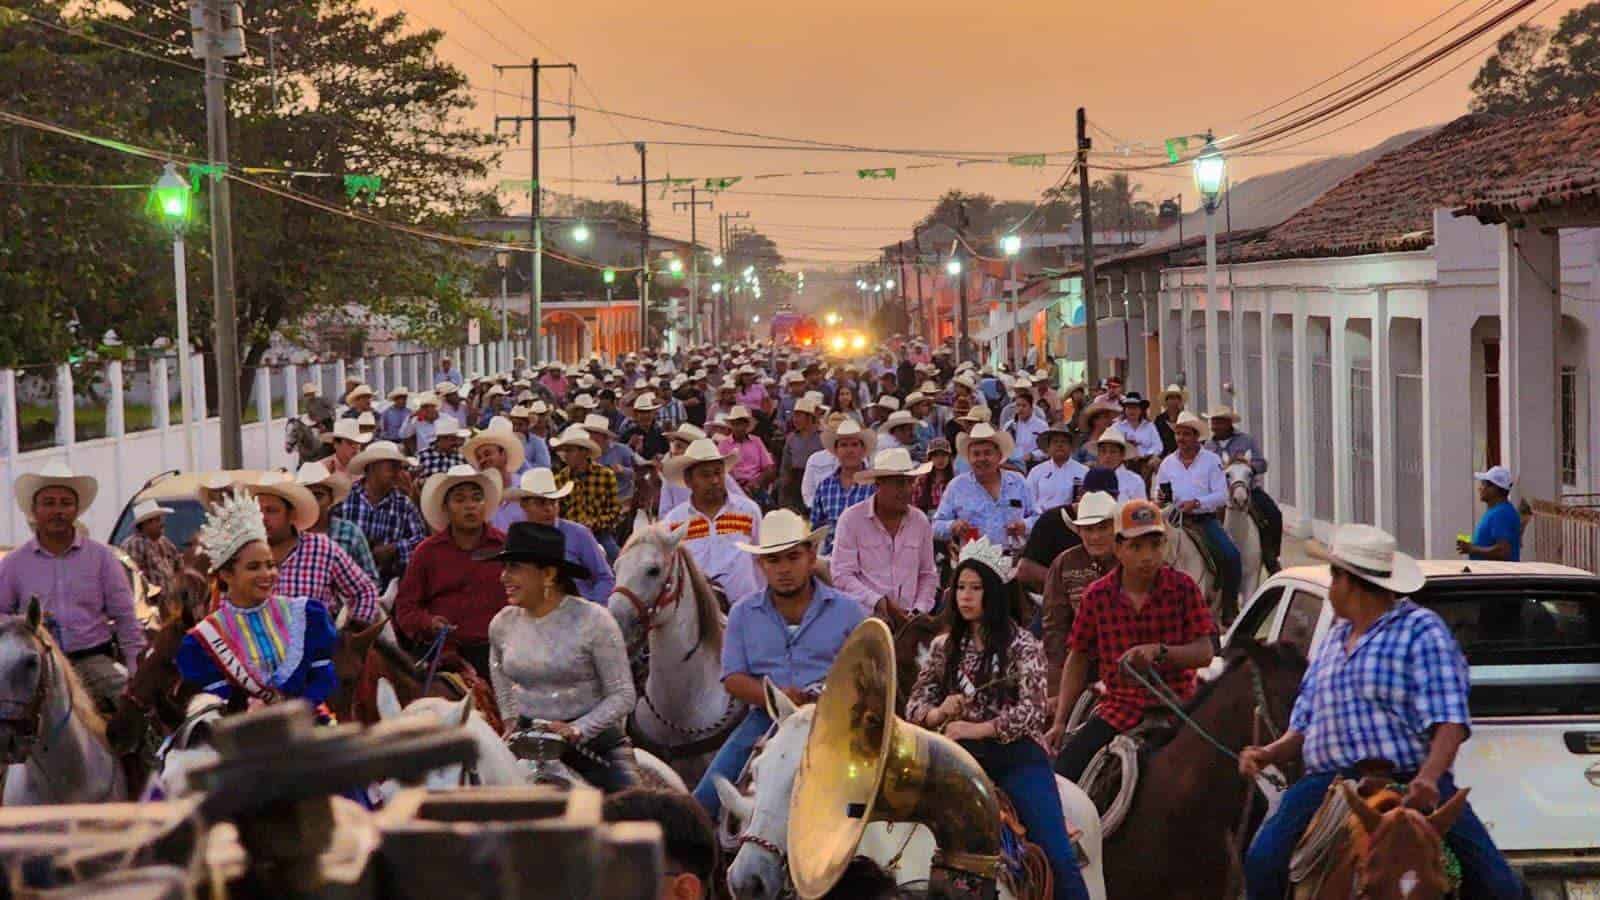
left=108, top=470, right=271, bottom=553
left=1222, top=561, right=1600, bottom=896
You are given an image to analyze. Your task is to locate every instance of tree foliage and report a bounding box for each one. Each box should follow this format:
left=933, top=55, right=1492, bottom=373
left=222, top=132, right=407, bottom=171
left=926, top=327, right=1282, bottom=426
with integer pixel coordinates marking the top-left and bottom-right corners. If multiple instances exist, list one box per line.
left=1470, top=2, right=1600, bottom=115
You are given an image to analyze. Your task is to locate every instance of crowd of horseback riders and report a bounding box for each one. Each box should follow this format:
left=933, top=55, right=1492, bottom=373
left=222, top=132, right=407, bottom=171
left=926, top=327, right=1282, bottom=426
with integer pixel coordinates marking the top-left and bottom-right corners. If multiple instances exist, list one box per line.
left=0, top=335, right=1528, bottom=899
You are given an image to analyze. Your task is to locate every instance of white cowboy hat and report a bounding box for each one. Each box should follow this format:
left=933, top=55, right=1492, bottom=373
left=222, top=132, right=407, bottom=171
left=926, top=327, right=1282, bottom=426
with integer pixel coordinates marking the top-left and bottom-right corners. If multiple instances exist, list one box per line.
left=324, top=417, right=374, bottom=446
left=356, top=411, right=377, bottom=429
left=413, top=391, right=439, bottom=409
left=551, top=424, right=601, bottom=458
left=956, top=422, right=1015, bottom=461
left=958, top=405, right=992, bottom=425
left=527, top=399, right=551, bottom=416
left=878, top=410, right=918, bottom=433
left=668, top=423, right=707, bottom=444
left=387, top=386, right=411, bottom=401
left=248, top=472, right=320, bottom=532
left=1172, top=410, right=1208, bottom=435
left=15, top=461, right=98, bottom=519
left=434, top=381, right=460, bottom=397
left=346, top=384, right=375, bottom=402
left=1306, top=523, right=1425, bottom=595
left=1204, top=406, right=1241, bottom=422
left=875, top=394, right=901, bottom=412
left=295, top=460, right=351, bottom=505
left=632, top=392, right=663, bottom=412
left=508, top=404, right=531, bottom=419
left=1071, top=491, right=1119, bottom=527
left=462, top=416, right=526, bottom=472
left=1095, top=425, right=1131, bottom=452
left=347, top=440, right=408, bottom=476
left=854, top=447, right=932, bottom=484
left=662, top=438, right=738, bottom=488
left=793, top=395, right=825, bottom=417
left=433, top=414, right=471, bottom=442
left=572, top=393, right=600, bottom=410
left=724, top=405, right=755, bottom=423
left=503, top=467, right=573, bottom=502
left=301, top=382, right=321, bottom=397
left=131, top=498, right=174, bottom=526
left=820, top=418, right=878, bottom=455
left=418, top=464, right=502, bottom=533
left=736, top=509, right=828, bottom=556
left=580, top=413, right=617, bottom=439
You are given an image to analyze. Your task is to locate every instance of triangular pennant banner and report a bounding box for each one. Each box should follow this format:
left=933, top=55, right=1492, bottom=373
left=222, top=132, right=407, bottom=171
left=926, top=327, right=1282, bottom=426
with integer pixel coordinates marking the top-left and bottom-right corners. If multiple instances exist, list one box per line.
left=857, top=167, right=896, bottom=180
left=186, top=163, right=227, bottom=192
left=1164, top=137, right=1189, bottom=164
left=704, top=176, right=741, bottom=191
left=343, top=174, right=382, bottom=200
left=1008, top=154, right=1047, bottom=167
left=498, top=179, right=536, bottom=194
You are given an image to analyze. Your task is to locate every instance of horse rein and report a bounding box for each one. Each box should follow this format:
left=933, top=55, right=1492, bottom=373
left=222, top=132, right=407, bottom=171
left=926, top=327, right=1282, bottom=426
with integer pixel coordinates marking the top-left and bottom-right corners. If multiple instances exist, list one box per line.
left=615, top=552, right=685, bottom=658
left=1118, top=657, right=1286, bottom=791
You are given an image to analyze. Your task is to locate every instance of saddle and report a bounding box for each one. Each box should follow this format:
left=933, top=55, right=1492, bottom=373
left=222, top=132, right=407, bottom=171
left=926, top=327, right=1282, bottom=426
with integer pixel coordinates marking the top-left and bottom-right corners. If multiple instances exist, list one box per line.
left=1181, top=520, right=1222, bottom=584
left=1076, top=716, right=1175, bottom=840
left=1289, top=778, right=1356, bottom=899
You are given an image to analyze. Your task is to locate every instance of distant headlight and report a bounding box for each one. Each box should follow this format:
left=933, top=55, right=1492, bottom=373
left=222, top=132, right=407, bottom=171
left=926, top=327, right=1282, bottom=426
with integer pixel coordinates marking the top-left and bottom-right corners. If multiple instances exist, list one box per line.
left=851, top=334, right=867, bottom=351
left=830, top=336, right=847, bottom=352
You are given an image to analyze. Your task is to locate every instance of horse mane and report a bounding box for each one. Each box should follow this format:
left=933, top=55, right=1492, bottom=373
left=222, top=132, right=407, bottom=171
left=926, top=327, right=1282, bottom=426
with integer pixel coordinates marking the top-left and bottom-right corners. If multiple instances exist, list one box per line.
left=0, top=619, right=108, bottom=742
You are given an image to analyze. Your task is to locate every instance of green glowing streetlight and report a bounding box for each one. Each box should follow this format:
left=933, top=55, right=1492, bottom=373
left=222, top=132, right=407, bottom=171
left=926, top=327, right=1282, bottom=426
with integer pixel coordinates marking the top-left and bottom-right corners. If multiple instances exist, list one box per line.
left=1193, top=134, right=1226, bottom=213
left=603, top=267, right=616, bottom=284
left=150, top=163, right=191, bottom=229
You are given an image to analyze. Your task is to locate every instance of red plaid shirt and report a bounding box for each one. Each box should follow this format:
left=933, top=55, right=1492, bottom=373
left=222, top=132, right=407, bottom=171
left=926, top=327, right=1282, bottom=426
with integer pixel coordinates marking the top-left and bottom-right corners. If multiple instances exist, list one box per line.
left=1067, top=565, right=1215, bottom=731
left=275, top=531, right=382, bottom=624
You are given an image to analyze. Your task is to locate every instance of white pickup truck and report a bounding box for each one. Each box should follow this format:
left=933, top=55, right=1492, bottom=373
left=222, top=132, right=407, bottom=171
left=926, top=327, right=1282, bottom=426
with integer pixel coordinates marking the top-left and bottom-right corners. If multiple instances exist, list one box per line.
left=1220, top=561, right=1600, bottom=899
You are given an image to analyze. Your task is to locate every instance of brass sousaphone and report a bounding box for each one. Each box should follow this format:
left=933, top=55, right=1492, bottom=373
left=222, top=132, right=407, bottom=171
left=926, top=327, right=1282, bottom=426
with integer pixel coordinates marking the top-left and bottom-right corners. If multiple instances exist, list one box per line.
left=788, top=618, right=1006, bottom=899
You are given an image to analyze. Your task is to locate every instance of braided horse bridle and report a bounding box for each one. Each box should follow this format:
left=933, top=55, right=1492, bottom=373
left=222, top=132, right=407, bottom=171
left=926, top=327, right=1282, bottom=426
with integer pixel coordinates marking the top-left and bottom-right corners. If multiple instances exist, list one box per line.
left=613, top=545, right=687, bottom=662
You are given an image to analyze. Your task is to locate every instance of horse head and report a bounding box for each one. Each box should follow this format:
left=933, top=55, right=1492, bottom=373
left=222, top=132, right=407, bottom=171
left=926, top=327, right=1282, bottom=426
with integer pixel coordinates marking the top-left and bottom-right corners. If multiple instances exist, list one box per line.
left=608, top=520, right=689, bottom=647
left=1339, top=781, right=1470, bottom=900
left=722, top=679, right=809, bottom=900
left=0, top=600, right=53, bottom=764
left=372, top=677, right=520, bottom=798
left=1224, top=457, right=1254, bottom=511
left=1221, top=638, right=1308, bottom=744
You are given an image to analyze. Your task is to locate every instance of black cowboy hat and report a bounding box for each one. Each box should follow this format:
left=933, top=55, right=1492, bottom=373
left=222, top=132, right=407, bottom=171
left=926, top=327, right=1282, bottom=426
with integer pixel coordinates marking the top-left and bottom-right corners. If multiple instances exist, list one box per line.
left=1120, top=391, right=1150, bottom=408
left=477, top=522, right=591, bottom=580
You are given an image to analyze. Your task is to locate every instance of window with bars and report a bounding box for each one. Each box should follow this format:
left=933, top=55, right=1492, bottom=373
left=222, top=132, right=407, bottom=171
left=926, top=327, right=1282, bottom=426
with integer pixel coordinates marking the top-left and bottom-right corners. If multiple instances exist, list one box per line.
left=1561, top=365, right=1578, bottom=487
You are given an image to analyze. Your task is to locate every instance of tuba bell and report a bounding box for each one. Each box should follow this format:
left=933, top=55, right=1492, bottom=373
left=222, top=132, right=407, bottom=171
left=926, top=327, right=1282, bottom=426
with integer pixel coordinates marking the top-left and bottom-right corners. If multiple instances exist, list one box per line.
left=787, top=618, right=1006, bottom=899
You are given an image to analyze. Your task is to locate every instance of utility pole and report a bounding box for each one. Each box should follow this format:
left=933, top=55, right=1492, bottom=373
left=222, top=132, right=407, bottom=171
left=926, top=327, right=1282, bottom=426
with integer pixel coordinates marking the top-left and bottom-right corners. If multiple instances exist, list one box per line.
left=1076, top=107, right=1101, bottom=390
left=493, top=59, right=577, bottom=366
left=912, top=225, right=927, bottom=345
left=616, top=145, right=681, bottom=351
left=191, top=0, right=244, bottom=468
left=719, top=211, right=749, bottom=344
left=673, top=186, right=714, bottom=347
left=956, top=202, right=971, bottom=364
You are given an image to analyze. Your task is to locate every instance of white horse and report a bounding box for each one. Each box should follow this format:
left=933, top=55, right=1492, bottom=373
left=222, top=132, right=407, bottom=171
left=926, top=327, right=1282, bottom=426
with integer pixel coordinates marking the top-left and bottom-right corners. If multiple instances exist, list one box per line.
left=716, top=684, right=1105, bottom=900
left=1222, top=458, right=1264, bottom=602
left=142, top=693, right=225, bottom=800
left=0, top=601, right=127, bottom=805
left=1164, top=512, right=1218, bottom=609
left=608, top=521, right=744, bottom=787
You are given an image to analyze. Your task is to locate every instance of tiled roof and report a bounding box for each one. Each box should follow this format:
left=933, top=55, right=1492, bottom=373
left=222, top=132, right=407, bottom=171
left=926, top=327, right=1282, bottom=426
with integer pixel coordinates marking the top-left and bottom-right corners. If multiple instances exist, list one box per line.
left=1233, top=98, right=1600, bottom=263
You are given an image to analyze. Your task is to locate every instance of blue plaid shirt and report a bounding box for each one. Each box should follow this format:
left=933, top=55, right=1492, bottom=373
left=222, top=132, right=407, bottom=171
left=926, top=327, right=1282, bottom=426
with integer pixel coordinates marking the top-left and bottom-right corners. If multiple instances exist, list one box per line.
left=337, top=480, right=429, bottom=570
left=809, top=472, right=874, bottom=554
left=1291, top=599, right=1472, bottom=775
left=930, top=470, right=1038, bottom=545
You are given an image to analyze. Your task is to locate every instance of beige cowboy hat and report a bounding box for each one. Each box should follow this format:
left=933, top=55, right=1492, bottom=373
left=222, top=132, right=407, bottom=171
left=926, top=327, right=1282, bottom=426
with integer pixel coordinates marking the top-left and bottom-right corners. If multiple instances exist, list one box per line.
left=387, top=386, right=411, bottom=401
left=248, top=472, right=320, bottom=532
left=878, top=409, right=918, bottom=434
left=15, top=461, right=98, bottom=519
left=413, top=391, right=439, bottom=409
left=958, top=405, right=992, bottom=425
left=668, top=422, right=708, bottom=445
left=1161, top=383, right=1189, bottom=404
left=434, top=381, right=460, bottom=397
left=1306, top=523, right=1425, bottom=595
left=724, top=404, right=755, bottom=423
left=503, top=467, right=573, bottom=502
left=356, top=411, right=377, bottom=431
left=662, top=438, right=738, bottom=488
left=528, top=399, right=552, bottom=416
left=301, top=382, right=321, bottom=397
left=1071, top=491, right=1119, bottom=527
left=820, top=418, right=878, bottom=455
left=433, top=414, right=471, bottom=442
left=1204, top=406, right=1242, bottom=423
left=1081, top=399, right=1122, bottom=424
left=956, top=422, right=1015, bottom=461
left=551, top=424, right=601, bottom=458
left=875, top=394, right=901, bottom=413
left=295, top=460, right=351, bottom=505
left=579, top=413, right=617, bottom=440
left=462, top=416, right=526, bottom=472
left=347, top=440, right=408, bottom=476
left=131, top=498, right=174, bottom=526
left=572, top=393, right=600, bottom=411
left=346, top=383, right=375, bottom=403
left=632, top=392, right=663, bottom=412
left=508, top=404, right=531, bottom=420
left=323, top=417, right=374, bottom=447
left=418, top=464, right=502, bottom=533
left=854, top=447, right=932, bottom=485
left=793, top=395, right=825, bottom=417
left=1095, top=425, right=1131, bottom=452
left=1171, top=410, right=1208, bottom=435
left=736, top=509, right=828, bottom=556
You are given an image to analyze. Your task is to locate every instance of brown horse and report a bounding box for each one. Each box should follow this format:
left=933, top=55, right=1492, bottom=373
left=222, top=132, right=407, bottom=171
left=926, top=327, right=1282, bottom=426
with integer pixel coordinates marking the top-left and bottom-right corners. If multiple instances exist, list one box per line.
left=1099, top=639, right=1307, bottom=900
left=1305, top=783, right=1471, bottom=900
left=350, top=635, right=502, bottom=735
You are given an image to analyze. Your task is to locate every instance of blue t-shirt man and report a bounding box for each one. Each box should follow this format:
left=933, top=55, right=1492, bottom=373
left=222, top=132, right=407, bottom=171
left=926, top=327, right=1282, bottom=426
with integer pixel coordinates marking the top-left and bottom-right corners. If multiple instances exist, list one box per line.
left=1465, top=465, right=1521, bottom=561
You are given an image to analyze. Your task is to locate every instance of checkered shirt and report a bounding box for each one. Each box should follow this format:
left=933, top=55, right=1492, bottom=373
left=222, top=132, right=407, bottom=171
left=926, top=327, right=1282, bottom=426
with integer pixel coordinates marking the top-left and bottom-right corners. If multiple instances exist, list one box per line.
left=656, top=397, right=687, bottom=432
left=1291, top=599, right=1471, bottom=775
left=808, top=472, right=875, bottom=554
left=325, top=515, right=379, bottom=583
left=414, top=446, right=466, bottom=480
left=274, top=531, right=381, bottom=623
left=555, top=465, right=622, bottom=535
left=1068, top=565, right=1217, bottom=731
left=337, top=481, right=428, bottom=570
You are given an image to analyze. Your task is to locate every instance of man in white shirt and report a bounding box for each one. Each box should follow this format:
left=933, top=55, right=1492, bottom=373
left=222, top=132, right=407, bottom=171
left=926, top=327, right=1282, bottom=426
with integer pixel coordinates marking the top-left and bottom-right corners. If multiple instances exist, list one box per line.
left=662, top=438, right=765, bottom=603
left=1026, top=424, right=1087, bottom=511
left=1094, top=426, right=1149, bottom=501
left=1004, top=383, right=1051, bottom=469
left=1154, top=410, right=1241, bottom=618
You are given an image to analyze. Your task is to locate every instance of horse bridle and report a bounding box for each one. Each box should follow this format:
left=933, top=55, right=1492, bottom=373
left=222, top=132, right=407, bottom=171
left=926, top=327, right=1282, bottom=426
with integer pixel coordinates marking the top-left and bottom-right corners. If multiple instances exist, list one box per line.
left=0, top=628, right=75, bottom=765
left=614, top=551, right=684, bottom=657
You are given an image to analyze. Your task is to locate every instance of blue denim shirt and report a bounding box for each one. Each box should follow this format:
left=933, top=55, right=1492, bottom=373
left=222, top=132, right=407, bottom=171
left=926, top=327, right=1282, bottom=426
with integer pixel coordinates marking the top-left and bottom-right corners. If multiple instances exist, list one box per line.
left=931, top=470, right=1039, bottom=544
left=722, top=579, right=866, bottom=690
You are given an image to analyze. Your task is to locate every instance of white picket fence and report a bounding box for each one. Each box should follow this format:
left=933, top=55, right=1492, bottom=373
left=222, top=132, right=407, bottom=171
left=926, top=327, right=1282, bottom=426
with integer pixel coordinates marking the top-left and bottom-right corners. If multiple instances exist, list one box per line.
left=1528, top=498, right=1600, bottom=573
left=0, top=339, right=538, bottom=548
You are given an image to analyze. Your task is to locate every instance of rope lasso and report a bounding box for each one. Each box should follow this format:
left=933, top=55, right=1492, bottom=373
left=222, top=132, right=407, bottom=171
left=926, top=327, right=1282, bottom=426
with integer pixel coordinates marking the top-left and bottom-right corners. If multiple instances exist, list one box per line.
left=1117, top=658, right=1286, bottom=791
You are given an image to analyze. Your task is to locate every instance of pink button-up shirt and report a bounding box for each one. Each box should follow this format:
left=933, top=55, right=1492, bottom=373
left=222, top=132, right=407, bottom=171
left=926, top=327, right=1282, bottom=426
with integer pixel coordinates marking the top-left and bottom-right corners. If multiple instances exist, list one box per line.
left=736, top=382, right=769, bottom=409
left=717, top=434, right=775, bottom=486
left=829, top=497, right=939, bottom=615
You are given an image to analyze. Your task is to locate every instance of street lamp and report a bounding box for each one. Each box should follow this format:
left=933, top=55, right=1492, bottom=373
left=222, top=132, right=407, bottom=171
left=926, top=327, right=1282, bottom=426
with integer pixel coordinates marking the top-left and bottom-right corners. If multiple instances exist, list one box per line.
left=149, top=163, right=197, bottom=472
left=570, top=222, right=591, bottom=243
left=712, top=255, right=723, bottom=267
left=496, top=250, right=512, bottom=373
left=1002, top=233, right=1022, bottom=367
left=1192, top=132, right=1227, bottom=411
left=945, top=258, right=962, bottom=275
left=884, top=278, right=894, bottom=290
left=669, top=258, right=684, bottom=276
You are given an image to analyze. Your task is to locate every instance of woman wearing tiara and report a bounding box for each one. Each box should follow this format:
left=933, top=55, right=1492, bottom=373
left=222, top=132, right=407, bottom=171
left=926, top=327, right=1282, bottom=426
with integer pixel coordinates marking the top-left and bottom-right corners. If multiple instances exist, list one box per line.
left=175, top=486, right=339, bottom=713
left=905, top=537, right=1088, bottom=900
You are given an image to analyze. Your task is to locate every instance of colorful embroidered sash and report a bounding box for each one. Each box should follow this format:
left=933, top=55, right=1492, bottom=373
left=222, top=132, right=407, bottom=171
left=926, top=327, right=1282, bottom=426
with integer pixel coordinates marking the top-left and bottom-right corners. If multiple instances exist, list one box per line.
left=193, top=595, right=308, bottom=701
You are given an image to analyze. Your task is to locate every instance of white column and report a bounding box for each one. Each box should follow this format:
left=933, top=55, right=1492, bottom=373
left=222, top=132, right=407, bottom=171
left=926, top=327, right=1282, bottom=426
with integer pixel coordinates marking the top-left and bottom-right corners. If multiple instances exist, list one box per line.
left=371, top=356, right=385, bottom=396
left=55, top=364, right=75, bottom=455
left=1, top=369, right=17, bottom=546
left=1203, top=211, right=1222, bottom=409
left=334, top=359, right=348, bottom=400
left=192, top=352, right=209, bottom=469
left=310, top=363, right=325, bottom=408
left=255, top=368, right=272, bottom=470
left=1158, top=281, right=1173, bottom=390
left=1229, top=284, right=1247, bottom=425
left=1183, top=284, right=1198, bottom=401
left=152, top=359, right=171, bottom=471
left=1331, top=310, right=1352, bottom=525
left=1423, top=298, right=1474, bottom=557
left=1260, top=295, right=1281, bottom=498
left=107, top=361, right=125, bottom=517
left=1372, top=291, right=1395, bottom=533
left=1292, top=292, right=1315, bottom=536
left=1498, top=224, right=1561, bottom=503
left=284, top=365, right=299, bottom=421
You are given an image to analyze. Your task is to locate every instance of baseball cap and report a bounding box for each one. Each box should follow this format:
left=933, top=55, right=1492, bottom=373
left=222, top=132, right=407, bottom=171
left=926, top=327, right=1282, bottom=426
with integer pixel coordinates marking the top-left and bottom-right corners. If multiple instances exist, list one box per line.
left=1474, top=465, right=1513, bottom=491
left=1082, top=466, right=1120, bottom=498
left=1116, top=499, right=1166, bottom=539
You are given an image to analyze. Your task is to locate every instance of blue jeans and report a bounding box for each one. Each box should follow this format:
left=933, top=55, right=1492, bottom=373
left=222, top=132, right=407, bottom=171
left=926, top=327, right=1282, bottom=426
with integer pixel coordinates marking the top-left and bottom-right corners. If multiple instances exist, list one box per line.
left=1195, top=515, right=1242, bottom=619
left=959, top=739, right=1090, bottom=900
left=692, top=709, right=773, bottom=819
left=1245, top=771, right=1525, bottom=900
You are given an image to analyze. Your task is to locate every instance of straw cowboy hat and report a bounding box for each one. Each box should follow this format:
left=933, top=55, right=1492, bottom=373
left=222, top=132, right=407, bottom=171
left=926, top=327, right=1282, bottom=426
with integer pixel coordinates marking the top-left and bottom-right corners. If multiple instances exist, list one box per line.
left=1204, top=405, right=1241, bottom=422
left=572, top=393, right=600, bottom=411
left=1071, top=491, right=1119, bottom=527
left=662, top=438, right=738, bottom=488
left=15, top=461, right=98, bottom=519
left=632, top=392, right=663, bottom=412
left=247, top=472, right=320, bottom=532
left=434, top=382, right=460, bottom=397
left=347, top=439, right=408, bottom=476
left=1161, top=383, right=1189, bottom=404
left=821, top=418, right=878, bottom=455
left=387, top=386, right=411, bottom=401
left=878, top=410, right=918, bottom=434
left=956, top=422, right=1015, bottom=461
left=346, top=384, right=375, bottom=403
left=668, top=423, right=707, bottom=445
left=1035, top=422, right=1074, bottom=453
left=579, top=413, right=617, bottom=440
left=854, top=447, right=931, bottom=485
left=413, top=391, right=439, bottom=409
left=528, top=399, right=552, bottom=416
left=1081, top=400, right=1122, bottom=425
left=724, top=405, right=755, bottom=423
left=1306, top=523, right=1425, bottom=595
left=875, top=394, right=901, bottom=413
left=462, top=416, right=526, bottom=472
left=131, top=498, right=174, bottom=526
left=793, top=395, right=825, bottom=417
left=551, top=424, right=601, bottom=458
left=301, top=382, right=321, bottom=397
left=1171, top=410, right=1208, bottom=435
left=419, top=463, right=502, bottom=533
left=736, top=509, right=828, bottom=556
left=433, top=414, right=471, bottom=442
left=503, top=467, right=573, bottom=502
left=324, top=417, right=374, bottom=446
left=1095, top=425, right=1131, bottom=451
left=295, top=460, right=351, bottom=505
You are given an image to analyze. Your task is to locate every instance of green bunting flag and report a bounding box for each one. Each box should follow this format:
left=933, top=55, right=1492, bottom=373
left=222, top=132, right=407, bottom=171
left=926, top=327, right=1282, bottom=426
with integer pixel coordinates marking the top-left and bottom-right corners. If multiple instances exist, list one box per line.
left=704, top=176, right=741, bottom=191
left=498, top=178, right=537, bottom=194
left=1008, top=154, right=1047, bottom=167
left=343, top=174, right=382, bottom=200
left=857, top=167, right=896, bottom=180
left=1164, top=137, right=1189, bottom=164
left=186, top=163, right=227, bottom=192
